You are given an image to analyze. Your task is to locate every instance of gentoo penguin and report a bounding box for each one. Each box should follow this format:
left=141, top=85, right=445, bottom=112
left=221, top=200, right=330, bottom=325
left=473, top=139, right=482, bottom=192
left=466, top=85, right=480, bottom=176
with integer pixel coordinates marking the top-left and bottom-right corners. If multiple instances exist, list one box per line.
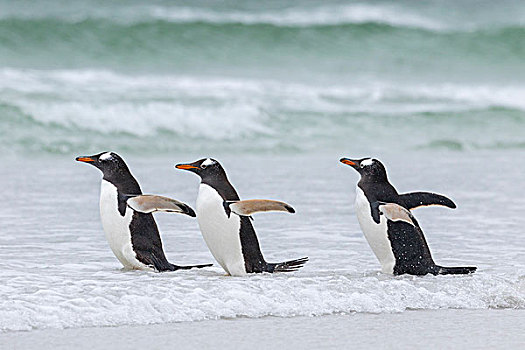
left=340, top=157, right=476, bottom=275
left=369, top=201, right=476, bottom=275
left=76, top=152, right=212, bottom=272
left=176, top=158, right=308, bottom=276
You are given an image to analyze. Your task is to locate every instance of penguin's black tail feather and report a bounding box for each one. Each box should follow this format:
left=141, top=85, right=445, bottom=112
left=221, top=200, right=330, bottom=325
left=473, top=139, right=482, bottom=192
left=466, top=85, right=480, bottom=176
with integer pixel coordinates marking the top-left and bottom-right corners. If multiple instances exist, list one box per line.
left=171, top=263, right=213, bottom=270
left=437, top=265, right=477, bottom=275
left=267, top=257, right=309, bottom=273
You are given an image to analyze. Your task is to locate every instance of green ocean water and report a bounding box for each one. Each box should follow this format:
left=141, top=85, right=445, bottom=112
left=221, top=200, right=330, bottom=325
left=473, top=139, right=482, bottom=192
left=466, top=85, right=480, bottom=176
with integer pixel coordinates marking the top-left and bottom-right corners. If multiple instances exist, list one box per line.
left=0, top=0, right=524, bottom=154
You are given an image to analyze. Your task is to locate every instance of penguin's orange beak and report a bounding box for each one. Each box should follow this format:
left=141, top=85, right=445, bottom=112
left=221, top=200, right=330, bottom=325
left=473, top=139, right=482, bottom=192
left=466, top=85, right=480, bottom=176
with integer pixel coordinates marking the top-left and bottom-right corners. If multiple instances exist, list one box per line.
left=175, top=164, right=200, bottom=170
left=340, top=158, right=356, bottom=166
left=76, top=156, right=95, bottom=163
left=340, top=158, right=361, bottom=170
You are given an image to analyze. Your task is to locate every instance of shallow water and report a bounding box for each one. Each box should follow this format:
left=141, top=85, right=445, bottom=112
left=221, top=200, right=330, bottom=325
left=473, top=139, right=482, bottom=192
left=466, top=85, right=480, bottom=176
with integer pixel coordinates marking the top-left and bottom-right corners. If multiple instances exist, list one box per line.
left=0, top=0, right=524, bottom=335
left=0, top=152, right=523, bottom=332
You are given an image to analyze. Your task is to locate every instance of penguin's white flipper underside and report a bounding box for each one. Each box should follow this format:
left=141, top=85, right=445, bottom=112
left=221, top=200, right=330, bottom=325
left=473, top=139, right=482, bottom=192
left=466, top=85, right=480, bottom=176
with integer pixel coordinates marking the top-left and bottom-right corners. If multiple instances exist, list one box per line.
left=126, top=195, right=196, bottom=217
left=372, top=202, right=416, bottom=226
left=224, top=199, right=295, bottom=217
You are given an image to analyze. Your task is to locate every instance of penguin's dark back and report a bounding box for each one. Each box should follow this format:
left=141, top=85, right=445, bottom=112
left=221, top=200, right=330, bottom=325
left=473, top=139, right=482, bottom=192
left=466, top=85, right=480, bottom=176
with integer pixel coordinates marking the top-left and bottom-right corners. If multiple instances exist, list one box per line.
left=358, top=181, right=398, bottom=203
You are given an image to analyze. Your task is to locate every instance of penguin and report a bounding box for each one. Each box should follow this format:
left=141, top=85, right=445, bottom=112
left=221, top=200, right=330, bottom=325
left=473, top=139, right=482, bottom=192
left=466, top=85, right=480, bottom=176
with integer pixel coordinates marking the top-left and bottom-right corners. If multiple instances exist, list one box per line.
left=340, top=157, right=476, bottom=275
left=76, top=152, right=212, bottom=272
left=370, top=201, right=476, bottom=275
left=175, top=158, right=308, bottom=276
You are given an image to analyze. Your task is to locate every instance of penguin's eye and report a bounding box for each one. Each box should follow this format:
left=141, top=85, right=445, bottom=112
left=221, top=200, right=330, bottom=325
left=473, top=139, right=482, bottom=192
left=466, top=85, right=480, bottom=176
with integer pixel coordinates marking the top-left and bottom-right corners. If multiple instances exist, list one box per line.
left=360, top=163, right=365, bottom=168
left=201, top=164, right=207, bottom=169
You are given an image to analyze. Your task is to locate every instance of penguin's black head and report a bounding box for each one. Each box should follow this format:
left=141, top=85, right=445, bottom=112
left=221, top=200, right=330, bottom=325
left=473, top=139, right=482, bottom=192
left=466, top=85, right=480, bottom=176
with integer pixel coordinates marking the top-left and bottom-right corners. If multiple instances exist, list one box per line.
left=175, top=158, right=227, bottom=181
left=76, top=152, right=131, bottom=181
left=340, top=157, right=388, bottom=182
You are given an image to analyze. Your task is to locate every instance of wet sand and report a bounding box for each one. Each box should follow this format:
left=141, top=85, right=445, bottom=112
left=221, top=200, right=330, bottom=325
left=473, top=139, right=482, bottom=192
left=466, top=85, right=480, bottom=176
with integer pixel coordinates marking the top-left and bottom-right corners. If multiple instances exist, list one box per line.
left=2, top=309, right=524, bottom=350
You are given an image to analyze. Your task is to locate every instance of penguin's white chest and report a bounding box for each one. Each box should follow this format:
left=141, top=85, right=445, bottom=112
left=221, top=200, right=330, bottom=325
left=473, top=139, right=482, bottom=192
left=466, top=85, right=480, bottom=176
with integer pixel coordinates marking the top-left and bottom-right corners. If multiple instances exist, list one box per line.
left=99, top=180, right=149, bottom=270
left=355, top=186, right=396, bottom=274
left=196, top=184, right=246, bottom=276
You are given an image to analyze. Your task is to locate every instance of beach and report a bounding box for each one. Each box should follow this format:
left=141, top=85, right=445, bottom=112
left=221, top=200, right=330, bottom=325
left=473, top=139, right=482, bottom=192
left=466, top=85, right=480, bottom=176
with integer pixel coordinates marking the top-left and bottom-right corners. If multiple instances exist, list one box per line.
left=3, top=310, right=525, bottom=350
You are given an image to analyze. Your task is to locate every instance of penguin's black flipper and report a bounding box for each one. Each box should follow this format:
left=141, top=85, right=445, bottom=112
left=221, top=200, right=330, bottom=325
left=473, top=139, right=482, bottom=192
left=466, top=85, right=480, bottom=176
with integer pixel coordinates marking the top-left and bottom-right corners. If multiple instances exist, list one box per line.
left=370, top=201, right=384, bottom=224
left=266, top=257, right=309, bottom=273
left=398, top=192, right=456, bottom=210
left=437, top=266, right=477, bottom=275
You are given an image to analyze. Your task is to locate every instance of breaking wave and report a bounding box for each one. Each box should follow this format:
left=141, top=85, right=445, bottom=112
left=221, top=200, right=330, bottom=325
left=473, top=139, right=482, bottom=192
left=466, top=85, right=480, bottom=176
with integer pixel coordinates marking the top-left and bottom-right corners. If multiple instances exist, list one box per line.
left=1, top=69, right=524, bottom=154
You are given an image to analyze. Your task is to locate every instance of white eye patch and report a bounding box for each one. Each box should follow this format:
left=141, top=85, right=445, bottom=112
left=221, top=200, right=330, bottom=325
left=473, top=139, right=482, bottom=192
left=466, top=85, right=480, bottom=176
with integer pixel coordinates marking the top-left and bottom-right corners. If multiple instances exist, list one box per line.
left=201, top=158, right=215, bottom=167
left=99, top=152, right=113, bottom=161
left=361, top=158, right=373, bottom=167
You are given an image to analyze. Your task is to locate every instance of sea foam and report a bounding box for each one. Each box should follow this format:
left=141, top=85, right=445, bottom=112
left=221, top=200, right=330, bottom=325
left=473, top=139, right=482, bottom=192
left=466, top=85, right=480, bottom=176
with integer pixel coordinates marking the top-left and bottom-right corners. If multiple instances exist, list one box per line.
left=0, top=268, right=523, bottom=332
